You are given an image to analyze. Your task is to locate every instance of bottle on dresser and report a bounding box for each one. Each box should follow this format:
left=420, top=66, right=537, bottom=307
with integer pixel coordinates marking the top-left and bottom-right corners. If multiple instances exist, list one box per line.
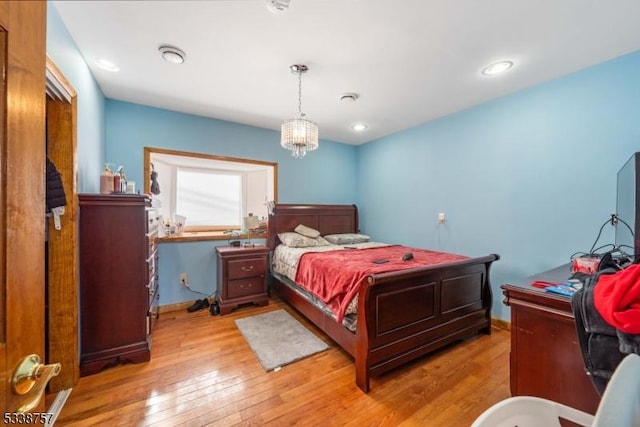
left=100, top=163, right=114, bottom=194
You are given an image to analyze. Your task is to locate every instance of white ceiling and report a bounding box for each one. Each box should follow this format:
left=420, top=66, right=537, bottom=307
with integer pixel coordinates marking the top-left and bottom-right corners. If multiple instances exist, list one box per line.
left=53, top=0, right=640, bottom=145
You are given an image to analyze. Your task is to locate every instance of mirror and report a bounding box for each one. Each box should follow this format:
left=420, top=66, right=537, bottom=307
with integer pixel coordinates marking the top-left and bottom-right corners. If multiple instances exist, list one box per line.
left=144, top=147, right=277, bottom=232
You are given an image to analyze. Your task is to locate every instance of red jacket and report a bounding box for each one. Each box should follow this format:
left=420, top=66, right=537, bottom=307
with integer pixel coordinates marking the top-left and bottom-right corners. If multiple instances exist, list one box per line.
left=594, top=264, right=640, bottom=334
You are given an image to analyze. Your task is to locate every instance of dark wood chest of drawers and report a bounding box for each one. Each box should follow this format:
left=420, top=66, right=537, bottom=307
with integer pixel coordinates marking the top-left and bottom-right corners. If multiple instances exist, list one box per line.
left=79, top=194, right=159, bottom=376
left=216, top=246, right=269, bottom=315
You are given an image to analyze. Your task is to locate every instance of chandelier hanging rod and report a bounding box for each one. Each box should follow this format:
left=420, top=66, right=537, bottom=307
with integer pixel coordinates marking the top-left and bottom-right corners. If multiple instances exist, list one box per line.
left=291, top=64, right=308, bottom=116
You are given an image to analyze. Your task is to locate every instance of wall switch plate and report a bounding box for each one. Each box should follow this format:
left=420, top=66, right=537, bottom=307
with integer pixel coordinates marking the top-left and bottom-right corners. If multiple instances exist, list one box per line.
left=438, top=212, right=446, bottom=224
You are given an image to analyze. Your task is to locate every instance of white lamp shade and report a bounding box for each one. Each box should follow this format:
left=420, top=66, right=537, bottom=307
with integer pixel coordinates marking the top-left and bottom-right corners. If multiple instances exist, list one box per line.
left=243, top=215, right=260, bottom=230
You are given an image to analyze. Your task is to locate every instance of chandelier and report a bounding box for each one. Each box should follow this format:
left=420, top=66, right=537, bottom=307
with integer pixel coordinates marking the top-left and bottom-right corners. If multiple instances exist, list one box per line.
left=281, top=64, right=319, bottom=158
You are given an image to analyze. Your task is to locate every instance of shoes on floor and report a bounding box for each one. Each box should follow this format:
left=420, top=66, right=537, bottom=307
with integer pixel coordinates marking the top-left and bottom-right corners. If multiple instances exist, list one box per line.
left=187, top=298, right=210, bottom=313
left=210, top=300, right=220, bottom=316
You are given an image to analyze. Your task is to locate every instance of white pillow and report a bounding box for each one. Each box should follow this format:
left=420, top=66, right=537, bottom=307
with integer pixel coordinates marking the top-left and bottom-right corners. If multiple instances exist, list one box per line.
left=324, top=233, right=370, bottom=245
left=278, top=232, right=330, bottom=248
left=294, top=224, right=321, bottom=239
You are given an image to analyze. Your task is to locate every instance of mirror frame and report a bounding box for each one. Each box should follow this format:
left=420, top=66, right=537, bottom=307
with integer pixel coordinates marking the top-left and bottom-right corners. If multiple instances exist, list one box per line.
left=143, top=146, right=278, bottom=209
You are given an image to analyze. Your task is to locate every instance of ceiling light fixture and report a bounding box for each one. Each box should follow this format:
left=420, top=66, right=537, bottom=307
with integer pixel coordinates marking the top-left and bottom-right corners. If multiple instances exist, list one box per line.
left=351, top=123, right=368, bottom=132
left=266, top=0, right=291, bottom=13
left=159, top=45, right=186, bottom=64
left=482, top=60, right=513, bottom=76
left=340, top=93, right=359, bottom=103
left=95, top=59, right=119, bottom=72
left=281, top=64, right=318, bottom=159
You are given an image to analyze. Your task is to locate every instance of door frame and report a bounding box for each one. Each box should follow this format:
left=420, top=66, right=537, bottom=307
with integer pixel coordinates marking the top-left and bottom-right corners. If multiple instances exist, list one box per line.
left=45, top=57, right=79, bottom=393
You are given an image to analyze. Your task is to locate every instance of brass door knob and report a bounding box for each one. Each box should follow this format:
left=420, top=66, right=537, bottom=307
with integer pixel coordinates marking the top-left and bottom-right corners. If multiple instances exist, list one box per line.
left=12, top=354, right=61, bottom=413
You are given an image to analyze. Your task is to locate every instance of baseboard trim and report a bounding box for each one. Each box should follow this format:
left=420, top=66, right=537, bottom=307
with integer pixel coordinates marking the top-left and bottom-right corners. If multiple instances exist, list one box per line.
left=159, top=299, right=209, bottom=314
left=491, top=317, right=510, bottom=331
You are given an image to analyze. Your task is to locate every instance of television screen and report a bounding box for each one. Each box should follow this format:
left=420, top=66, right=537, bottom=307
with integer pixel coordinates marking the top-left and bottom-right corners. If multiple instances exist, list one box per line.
left=615, top=152, right=640, bottom=260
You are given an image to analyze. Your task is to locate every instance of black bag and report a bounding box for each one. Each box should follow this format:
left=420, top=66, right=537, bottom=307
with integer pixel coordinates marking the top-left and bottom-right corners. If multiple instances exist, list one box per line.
left=571, top=268, right=625, bottom=395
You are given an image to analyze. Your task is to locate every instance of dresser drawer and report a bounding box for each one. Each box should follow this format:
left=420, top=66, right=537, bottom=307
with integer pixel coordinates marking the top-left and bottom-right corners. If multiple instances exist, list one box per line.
left=146, top=231, right=158, bottom=257
left=227, top=277, right=264, bottom=299
left=227, top=257, right=266, bottom=280
left=149, top=286, right=159, bottom=313
left=147, top=274, right=157, bottom=296
left=147, top=254, right=156, bottom=282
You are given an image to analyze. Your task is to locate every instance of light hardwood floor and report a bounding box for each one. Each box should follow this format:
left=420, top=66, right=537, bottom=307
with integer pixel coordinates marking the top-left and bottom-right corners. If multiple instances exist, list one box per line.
left=48, top=297, right=510, bottom=426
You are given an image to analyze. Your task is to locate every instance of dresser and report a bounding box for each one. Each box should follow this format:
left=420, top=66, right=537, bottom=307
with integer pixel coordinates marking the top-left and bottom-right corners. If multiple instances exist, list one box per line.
left=502, top=264, right=600, bottom=415
left=78, top=194, right=159, bottom=376
left=216, top=245, right=270, bottom=315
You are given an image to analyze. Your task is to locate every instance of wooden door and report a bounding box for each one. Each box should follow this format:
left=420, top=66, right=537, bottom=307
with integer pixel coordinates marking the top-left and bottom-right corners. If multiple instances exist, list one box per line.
left=0, top=0, right=52, bottom=413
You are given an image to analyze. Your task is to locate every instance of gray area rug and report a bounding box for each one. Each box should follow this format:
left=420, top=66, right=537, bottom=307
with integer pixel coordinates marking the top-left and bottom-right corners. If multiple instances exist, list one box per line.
left=235, top=309, right=329, bottom=372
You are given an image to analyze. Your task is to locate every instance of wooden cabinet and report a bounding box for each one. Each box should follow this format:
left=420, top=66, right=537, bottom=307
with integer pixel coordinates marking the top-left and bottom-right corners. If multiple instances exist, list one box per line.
left=79, top=194, right=159, bottom=376
left=502, top=264, right=600, bottom=415
left=216, top=246, right=270, bottom=315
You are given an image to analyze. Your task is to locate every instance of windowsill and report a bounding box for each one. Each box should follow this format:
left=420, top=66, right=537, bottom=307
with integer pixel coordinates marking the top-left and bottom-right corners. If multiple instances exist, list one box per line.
left=157, top=231, right=268, bottom=243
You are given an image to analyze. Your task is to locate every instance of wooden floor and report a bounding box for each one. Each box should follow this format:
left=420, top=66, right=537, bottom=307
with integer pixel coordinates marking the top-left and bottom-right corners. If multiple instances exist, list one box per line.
left=47, top=296, right=511, bottom=426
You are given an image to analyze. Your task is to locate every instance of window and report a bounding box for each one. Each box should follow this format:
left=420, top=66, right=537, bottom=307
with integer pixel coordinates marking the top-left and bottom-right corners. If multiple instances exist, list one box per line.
left=144, top=147, right=277, bottom=232
left=176, top=168, right=241, bottom=227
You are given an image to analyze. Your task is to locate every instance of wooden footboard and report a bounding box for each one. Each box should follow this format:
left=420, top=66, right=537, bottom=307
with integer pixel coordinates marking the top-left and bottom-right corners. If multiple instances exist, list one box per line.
left=355, top=253, right=499, bottom=392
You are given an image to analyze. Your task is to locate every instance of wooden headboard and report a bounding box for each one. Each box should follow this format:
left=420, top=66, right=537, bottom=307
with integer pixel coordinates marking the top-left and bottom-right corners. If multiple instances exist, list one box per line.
left=267, top=204, right=359, bottom=250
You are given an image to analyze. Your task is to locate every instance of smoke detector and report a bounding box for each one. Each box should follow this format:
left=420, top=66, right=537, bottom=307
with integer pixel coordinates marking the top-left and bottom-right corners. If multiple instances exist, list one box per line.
left=159, top=45, right=186, bottom=64
left=266, top=0, right=291, bottom=13
left=267, top=0, right=291, bottom=13
left=340, top=93, right=359, bottom=103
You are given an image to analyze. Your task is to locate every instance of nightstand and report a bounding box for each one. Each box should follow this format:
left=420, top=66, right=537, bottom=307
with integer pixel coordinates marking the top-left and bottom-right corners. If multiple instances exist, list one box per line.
left=215, top=245, right=270, bottom=315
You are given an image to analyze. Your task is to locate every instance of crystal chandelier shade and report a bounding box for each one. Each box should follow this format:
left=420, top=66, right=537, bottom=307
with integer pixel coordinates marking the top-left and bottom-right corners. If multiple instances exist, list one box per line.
left=281, top=64, right=318, bottom=158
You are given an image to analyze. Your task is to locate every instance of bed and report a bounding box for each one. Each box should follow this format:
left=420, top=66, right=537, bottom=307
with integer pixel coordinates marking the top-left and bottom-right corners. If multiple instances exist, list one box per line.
left=267, top=203, right=499, bottom=393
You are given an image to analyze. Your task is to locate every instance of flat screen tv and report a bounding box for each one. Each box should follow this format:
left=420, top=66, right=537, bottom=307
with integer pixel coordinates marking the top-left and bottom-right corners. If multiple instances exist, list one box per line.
left=615, top=152, right=640, bottom=262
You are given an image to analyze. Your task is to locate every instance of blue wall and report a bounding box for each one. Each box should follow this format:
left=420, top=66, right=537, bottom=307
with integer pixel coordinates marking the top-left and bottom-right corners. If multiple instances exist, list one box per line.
left=104, top=100, right=357, bottom=204
left=46, top=2, right=106, bottom=193
left=46, top=0, right=640, bottom=319
left=105, top=100, right=358, bottom=304
left=357, top=50, right=640, bottom=320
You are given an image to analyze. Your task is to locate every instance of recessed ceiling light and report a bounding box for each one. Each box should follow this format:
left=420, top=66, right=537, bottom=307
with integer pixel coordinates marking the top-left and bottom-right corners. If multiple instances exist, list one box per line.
left=351, top=123, right=368, bottom=132
left=159, top=45, right=186, bottom=64
left=95, top=59, right=119, bottom=72
left=482, top=60, right=513, bottom=76
left=340, top=93, right=359, bottom=103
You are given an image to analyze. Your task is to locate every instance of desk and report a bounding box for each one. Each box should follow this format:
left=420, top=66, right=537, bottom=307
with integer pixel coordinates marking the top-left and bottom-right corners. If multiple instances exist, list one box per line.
left=502, top=264, right=600, bottom=415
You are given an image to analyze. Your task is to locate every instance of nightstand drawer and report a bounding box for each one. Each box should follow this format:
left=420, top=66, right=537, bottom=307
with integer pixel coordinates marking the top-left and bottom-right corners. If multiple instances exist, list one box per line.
left=228, top=257, right=266, bottom=279
left=227, top=277, right=264, bottom=299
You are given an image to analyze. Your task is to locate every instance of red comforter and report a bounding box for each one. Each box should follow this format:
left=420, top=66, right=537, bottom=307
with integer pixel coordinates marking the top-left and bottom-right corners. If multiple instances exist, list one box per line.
left=294, top=245, right=468, bottom=322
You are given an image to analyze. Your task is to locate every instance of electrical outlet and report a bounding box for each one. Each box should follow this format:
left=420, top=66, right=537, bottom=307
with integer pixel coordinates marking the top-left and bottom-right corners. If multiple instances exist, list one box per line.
left=179, top=273, right=188, bottom=287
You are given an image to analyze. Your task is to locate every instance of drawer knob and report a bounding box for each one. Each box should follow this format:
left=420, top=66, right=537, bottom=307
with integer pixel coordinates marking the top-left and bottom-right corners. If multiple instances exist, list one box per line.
left=240, top=283, right=253, bottom=289
left=241, top=265, right=254, bottom=272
